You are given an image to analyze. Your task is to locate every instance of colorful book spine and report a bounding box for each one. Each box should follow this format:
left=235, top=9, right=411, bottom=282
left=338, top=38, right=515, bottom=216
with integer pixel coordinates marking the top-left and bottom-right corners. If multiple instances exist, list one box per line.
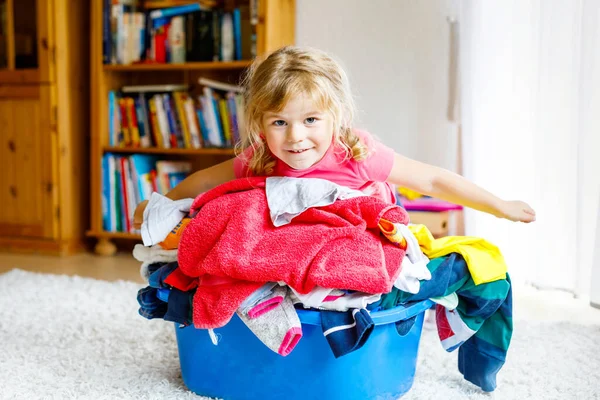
left=149, top=4, right=207, bottom=21
left=125, top=97, right=140, bottom=147
left=218, top=98, right=232, bottom=146
left=233, top=8, right=242, bottom=61
left=184, top=96, right=203, bottom=148
left=173, top=92, right=191, bottom=148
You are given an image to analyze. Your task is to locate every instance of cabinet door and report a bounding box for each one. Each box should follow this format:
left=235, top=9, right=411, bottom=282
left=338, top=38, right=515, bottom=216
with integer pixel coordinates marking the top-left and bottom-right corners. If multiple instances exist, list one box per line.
left=0, top=84, right=57, bottom=239
left=0, top=0, right=54, bottom=83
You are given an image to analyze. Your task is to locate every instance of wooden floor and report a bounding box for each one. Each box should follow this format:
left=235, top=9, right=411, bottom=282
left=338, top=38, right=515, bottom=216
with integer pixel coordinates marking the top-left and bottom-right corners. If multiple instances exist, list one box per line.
left=0, top=251, right=143, bottom=283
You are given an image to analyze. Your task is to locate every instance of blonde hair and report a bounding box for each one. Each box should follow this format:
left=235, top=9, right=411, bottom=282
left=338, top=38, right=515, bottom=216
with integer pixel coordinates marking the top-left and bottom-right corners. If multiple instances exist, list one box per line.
left=237, top=46, right=369, bottom=175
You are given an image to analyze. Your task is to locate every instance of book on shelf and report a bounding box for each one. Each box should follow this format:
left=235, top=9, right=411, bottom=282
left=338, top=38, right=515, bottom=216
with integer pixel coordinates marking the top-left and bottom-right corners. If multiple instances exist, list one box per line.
left=104, top=0, right=256, bottom=65
left=148, top=3, right=208, bottom=20
left=101, top=153, right=192, bottom=233
left=198, top=77, right=243, bottom=93
left=122, top=84, right=189, bottom=93
left=108, top=80, right=245, bottom=149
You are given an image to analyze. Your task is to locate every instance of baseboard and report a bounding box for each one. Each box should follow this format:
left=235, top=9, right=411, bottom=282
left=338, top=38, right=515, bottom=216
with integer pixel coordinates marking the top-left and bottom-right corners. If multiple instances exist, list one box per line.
left=0, top=237, right=89, bottom=256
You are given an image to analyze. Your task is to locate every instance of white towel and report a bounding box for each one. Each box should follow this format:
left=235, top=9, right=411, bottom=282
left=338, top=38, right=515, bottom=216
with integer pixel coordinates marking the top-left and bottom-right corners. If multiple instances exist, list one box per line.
left=393, top=223, right=431, bottom=293
left=265, top=177, right=365, bottom=227
left=141, top=192, right=193, bottom=246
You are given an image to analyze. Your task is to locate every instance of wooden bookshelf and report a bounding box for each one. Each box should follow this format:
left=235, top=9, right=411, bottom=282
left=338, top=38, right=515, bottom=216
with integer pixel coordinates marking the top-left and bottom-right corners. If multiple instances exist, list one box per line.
left=86, top=230, right=142, bottom=240
left=103, top=60, right=252, bottom=71
left=144, top=0, right=219, bottom=8
left=104, top=146, right=236, bottom=156
left=89, top=0, right=295, bottom=255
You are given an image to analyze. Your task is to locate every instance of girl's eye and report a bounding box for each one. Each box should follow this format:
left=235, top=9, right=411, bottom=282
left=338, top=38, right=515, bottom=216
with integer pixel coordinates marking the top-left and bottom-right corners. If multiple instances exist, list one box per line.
left=273, top=120, right=287, bottom=126
left=305, top=117, right=317, bottom=124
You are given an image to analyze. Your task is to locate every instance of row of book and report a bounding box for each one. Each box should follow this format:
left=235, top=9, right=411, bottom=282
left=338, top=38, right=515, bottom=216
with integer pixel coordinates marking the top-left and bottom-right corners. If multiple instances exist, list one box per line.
left=109, top=79, right=245, bottom=149
left=102, top=153, right=192, bottom=233
left=104, top=0, right=256, bottom=65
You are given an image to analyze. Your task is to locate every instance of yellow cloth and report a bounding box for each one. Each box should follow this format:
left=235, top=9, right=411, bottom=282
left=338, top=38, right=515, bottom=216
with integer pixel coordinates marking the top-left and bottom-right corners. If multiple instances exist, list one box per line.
left=398, top=187, right=423, bottom=201
left=408, top=224, right=507, bottom=285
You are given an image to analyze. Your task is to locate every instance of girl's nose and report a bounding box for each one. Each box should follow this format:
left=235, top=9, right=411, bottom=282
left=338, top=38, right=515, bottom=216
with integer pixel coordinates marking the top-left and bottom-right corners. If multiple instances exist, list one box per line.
left=286, top=125, right=305, bottom=143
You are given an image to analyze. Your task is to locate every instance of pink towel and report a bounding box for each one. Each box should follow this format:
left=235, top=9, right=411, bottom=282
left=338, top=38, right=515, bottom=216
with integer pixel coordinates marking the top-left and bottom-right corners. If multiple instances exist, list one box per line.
left=178, top=177, right=409, bottom=329
left=402, top=198, right=463, bottom=212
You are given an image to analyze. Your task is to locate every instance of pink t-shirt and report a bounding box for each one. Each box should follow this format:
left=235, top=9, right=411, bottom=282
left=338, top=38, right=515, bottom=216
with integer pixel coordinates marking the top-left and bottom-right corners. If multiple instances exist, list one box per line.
left=233, top=129, right=397, bottom=204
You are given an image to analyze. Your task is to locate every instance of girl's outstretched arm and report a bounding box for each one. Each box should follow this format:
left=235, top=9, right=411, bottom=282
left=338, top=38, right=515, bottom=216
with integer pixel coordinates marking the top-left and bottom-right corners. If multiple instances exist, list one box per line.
left=387, top=153, right=536, bottom=223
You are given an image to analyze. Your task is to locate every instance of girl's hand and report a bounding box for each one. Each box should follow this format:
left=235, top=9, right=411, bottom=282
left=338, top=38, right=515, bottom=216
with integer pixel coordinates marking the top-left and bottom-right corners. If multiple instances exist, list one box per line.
left=498, top=200, right=536, bottom=223
left=133, top=200, right=149, bottom=229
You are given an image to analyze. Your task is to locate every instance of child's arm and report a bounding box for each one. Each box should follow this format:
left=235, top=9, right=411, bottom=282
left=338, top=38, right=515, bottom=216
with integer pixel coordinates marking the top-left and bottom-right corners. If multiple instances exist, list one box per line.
left=133, top=158, right=236, bottom=229
left=387, top=153, right=536, bottom=223
left=164, top=158, right=236, bottom=200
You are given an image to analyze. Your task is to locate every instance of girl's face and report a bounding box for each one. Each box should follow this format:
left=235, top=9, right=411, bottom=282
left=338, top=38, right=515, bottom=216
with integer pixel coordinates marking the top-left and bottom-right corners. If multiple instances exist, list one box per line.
left=262, top=93, right=334, bottom=170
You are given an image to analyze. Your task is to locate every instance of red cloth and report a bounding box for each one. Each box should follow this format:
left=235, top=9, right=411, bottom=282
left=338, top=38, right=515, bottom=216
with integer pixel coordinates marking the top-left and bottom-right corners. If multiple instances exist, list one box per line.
left=163, top=268, right=198, bottom=292
left=178, top=177, right=409, bottom=329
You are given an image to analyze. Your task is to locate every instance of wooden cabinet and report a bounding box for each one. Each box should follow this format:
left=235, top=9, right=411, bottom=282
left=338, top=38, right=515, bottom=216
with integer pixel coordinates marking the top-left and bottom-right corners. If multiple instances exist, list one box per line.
left=0, top=0, right=89, bottom=254
left=0, top=85, right=55, bottom=239
left=407, top=210, right=465, bottom=238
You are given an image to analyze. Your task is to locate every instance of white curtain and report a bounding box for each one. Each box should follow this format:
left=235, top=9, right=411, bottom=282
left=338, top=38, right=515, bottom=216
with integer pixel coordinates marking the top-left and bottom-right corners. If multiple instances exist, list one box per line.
left=459, top=0, right=600, bottom=299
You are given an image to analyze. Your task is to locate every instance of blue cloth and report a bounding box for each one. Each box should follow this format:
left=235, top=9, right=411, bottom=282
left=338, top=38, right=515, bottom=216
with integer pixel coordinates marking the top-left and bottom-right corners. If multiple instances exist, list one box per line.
left=321, top=309, right=374, bottom=358
left=378, top=255, right=467, bottom=308
left=137, top=287, right=167, bottom=320
left=157, top=288, right=170, bottom=303
left=164, top=288, right=193, bottom=326
left=457, top=277, right=512, bottom=392
left=377, top=253, right=512, bottom=392
left=148, top=262, right=178, bottom=289
left=146, top=262, right=163, bottom=276
left=395, top=315, right=417, bottom=336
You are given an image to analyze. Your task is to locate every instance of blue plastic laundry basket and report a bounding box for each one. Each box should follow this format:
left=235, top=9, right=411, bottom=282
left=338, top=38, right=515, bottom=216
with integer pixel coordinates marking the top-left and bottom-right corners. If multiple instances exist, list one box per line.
left=174, top=299, right=432, bottom=400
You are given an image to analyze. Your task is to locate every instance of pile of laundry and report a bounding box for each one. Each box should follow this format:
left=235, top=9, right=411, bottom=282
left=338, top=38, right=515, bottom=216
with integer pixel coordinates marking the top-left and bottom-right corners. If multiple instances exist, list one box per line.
left=135, top=176, right=512, bottom=392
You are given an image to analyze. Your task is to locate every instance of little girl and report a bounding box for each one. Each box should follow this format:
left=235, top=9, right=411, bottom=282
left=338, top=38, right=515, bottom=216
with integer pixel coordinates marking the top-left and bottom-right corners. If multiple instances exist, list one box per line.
left=133, top=46, right=535, bottom=227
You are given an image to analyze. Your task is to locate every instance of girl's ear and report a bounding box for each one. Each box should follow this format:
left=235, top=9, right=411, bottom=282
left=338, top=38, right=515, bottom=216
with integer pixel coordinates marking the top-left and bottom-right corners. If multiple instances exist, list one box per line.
left=259, top=132, right=265, bottom=140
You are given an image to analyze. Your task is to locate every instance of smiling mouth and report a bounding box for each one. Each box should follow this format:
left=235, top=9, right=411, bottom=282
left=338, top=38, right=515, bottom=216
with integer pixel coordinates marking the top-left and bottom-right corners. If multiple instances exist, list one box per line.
left=287, top=149, right=310, bottom=154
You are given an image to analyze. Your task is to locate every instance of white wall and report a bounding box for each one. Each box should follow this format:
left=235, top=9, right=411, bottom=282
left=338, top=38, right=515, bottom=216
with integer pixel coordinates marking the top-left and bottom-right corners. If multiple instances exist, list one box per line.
left=296, top=0, right=459, bottom=171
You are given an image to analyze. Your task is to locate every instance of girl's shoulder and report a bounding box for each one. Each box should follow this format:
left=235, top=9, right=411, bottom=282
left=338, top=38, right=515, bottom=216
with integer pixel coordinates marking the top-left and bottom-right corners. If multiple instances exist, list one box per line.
left=347, top=128, right=395, bottom=181
left=353, top=128, right=372, bottom=140
left=350, top=128, right=389, bottom=158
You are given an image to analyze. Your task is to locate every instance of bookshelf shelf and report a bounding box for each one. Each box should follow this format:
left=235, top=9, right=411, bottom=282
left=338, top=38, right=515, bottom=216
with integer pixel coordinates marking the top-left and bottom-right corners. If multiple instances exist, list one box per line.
left=103, top=61, right=252, bottom=72
left=144, top=1, right=218, bottom=8
left=86, top=230, right=141, bottom=240
left=103, top=146, right=235, bottom=156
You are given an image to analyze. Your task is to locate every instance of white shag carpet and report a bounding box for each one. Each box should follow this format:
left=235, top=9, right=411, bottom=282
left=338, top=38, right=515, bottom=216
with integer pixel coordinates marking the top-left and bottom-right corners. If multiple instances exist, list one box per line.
left=1, top=269, right=599, bottom=400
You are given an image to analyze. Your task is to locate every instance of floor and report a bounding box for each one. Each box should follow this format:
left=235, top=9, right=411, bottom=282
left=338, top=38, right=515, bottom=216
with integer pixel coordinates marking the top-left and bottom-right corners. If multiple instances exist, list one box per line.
left=0, top=251, right=143, bottom=283
left=1, top=250, right=600, bottom=325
